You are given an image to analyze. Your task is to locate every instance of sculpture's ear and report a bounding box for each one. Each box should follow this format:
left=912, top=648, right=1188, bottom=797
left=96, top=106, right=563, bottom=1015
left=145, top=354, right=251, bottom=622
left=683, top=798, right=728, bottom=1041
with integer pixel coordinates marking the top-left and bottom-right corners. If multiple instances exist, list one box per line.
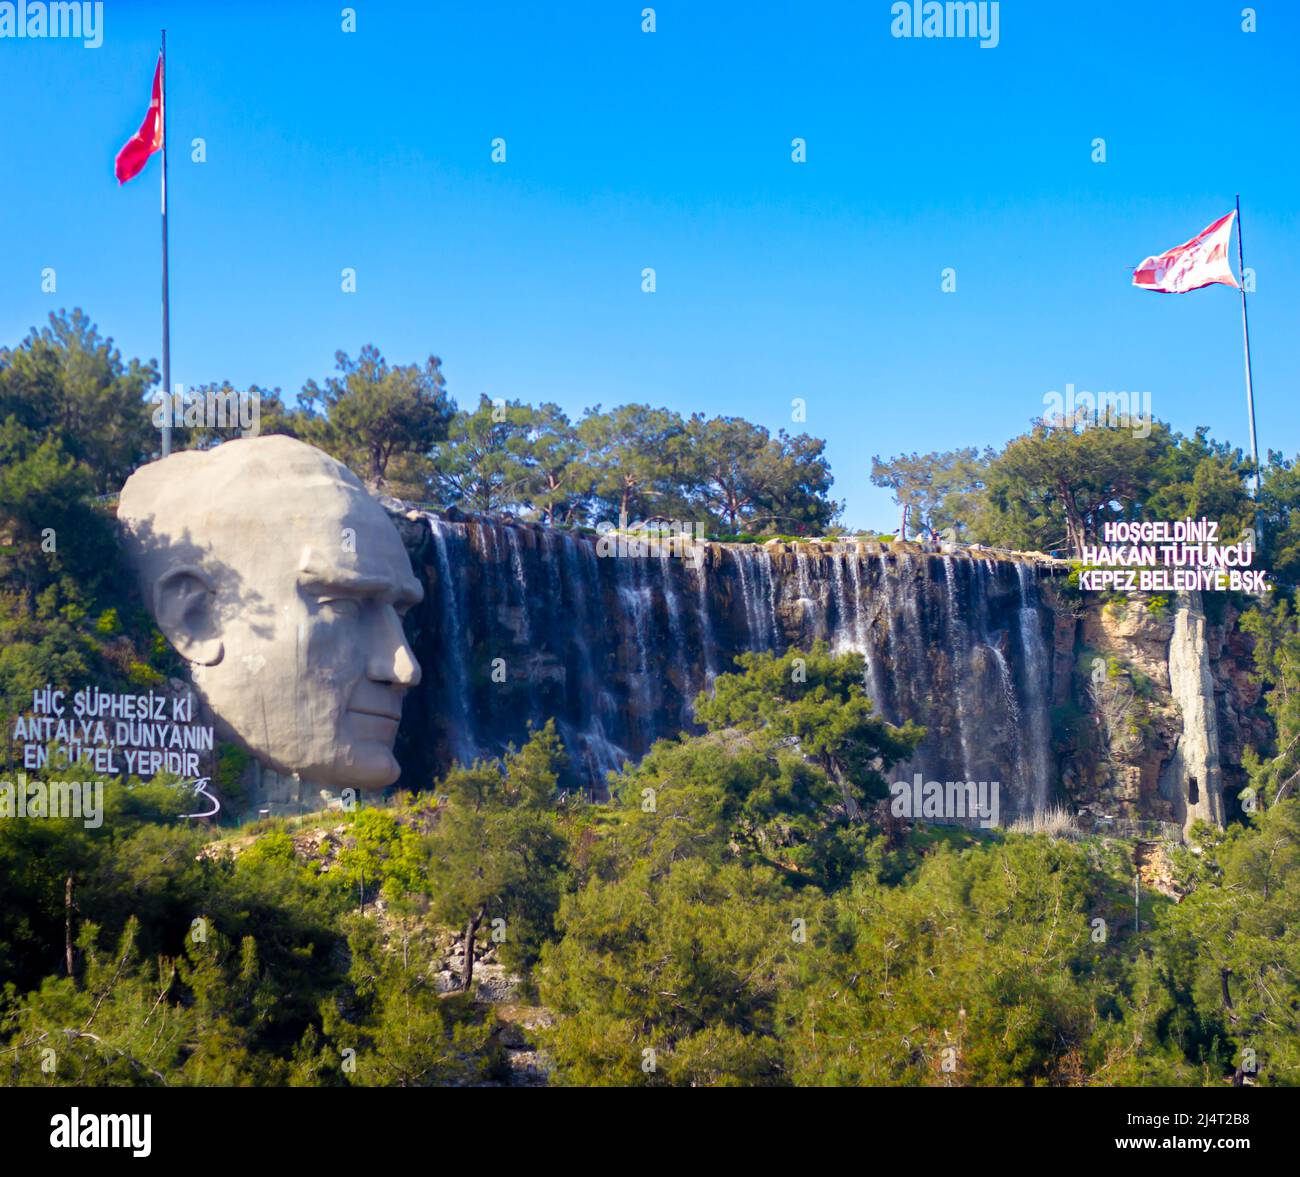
left=153, top=565, right=224, bottom=666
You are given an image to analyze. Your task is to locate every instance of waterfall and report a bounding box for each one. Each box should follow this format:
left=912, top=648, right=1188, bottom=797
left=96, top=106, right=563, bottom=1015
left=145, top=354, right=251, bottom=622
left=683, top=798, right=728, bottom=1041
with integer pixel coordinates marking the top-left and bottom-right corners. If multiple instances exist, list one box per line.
left=1015, top=562, right=1054, bottom=812
left=504, top=527, right=532, bottom=645
left=616, top=556, right=655, bottom=739
left=795, top=551, right=813, bottom=639
left=830, top=548, right=888, bottom=720
left=732, top=547, right=779, bottom=651
left=760, top=549, right=781, bottom=648
left=844, top=550, right=888, bottom=719
left=975, top=559, right=1022, bottom=754
left=829, top=552, right=852, bottom=653
left=425, top=516, right=476, bottom=765
left=873, top=553, right=902, bottom=716
left=942, top=556, right=975, bottom=781
left=694, top=554, right=719, bottom=686
left=732, top=549, right=760, bottom=651
left=404, top=515, right=1065, bottom=812
left=658, top=552, right=691, bottom=724
left=891, top=553, right=929, bottom=722
left=845, top=551, right=868, bottom=650
left=559, top=533, right=626, bottom=788
left=797, top=550, right=828, bottom=642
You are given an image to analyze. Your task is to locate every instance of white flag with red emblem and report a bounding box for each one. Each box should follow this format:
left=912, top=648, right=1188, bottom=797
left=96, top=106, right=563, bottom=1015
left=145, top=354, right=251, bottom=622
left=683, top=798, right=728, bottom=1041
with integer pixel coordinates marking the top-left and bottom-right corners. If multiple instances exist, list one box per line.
left=1132, top=211, right=1239, bottom=294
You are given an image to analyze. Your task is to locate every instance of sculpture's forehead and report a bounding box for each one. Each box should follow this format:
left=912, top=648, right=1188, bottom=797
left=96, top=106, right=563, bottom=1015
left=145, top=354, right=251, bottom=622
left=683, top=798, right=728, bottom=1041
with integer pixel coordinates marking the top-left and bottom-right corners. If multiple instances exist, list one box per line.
left=215, top=474, right=377, bottom=534
left=206, top=477, right=418, bottom=592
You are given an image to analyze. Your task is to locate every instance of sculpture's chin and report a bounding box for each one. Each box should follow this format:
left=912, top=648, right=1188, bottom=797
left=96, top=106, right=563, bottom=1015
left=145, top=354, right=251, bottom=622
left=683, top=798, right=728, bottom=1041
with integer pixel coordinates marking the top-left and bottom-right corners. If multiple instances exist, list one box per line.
left=229, top=739, right=401, bottom=794
left=312, top=747, right=402, bottom=792
left=213, top=706, right=404, bottom=792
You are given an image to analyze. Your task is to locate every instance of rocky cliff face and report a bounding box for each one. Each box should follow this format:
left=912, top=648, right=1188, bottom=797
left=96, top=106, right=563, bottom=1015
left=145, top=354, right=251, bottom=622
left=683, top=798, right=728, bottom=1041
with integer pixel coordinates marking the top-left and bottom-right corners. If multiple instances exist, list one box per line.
left=390, top=511, right=1263, bottom=834
left=1062, top=589, right=1265, bottom=836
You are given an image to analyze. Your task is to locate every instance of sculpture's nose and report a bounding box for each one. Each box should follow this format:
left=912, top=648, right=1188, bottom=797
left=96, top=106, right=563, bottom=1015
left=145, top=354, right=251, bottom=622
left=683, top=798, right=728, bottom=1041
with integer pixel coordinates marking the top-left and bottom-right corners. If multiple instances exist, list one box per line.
left=368, top=604, right=422, bottom=688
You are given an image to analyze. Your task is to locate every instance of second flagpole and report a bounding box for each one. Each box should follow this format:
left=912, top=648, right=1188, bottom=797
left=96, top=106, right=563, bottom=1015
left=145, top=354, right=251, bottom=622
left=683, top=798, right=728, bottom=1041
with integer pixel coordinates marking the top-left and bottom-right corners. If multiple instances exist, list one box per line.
left=1235, top=194, right=1260, bottom=499
left=160, top=28, right=171, bottom=458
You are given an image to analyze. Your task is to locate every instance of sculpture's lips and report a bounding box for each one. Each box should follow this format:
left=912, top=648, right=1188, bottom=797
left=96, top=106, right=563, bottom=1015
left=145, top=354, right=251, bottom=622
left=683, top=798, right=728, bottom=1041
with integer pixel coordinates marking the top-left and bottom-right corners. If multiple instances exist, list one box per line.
left=348, top=705, right=403, bottom=723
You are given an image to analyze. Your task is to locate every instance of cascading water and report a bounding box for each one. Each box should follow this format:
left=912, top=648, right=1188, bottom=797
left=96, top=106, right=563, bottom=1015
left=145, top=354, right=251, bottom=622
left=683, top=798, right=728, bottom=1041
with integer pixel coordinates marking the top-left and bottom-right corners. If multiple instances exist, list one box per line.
left=658, top=553, right=691, bottom=724
left=829, top=552, right=850, bottom=652
left=1015, top=562, right=1055, bottom=812
left=760, top=549, right=781, bottom=646
left=558, top=531, right=626, bottom=785
left=401, top=513, right=1059, bottom=818
left=425, top=517, right=476, bottom=766
left=694, top=554, right=719, bottom=685
left=731, top=546, right=780, bottom=651
left=942, top=555, right=975, bottom=781
left=845, top=550, right=888, bottom=720
left=617, top=556, right=656, bottom=741
left=889, top=553, right=931, bottom=725
left=732, top=548, right=761, bottom=651
left=974, top=559, right=1023, bottom=774
left=795, top=551, right=821, bottom=641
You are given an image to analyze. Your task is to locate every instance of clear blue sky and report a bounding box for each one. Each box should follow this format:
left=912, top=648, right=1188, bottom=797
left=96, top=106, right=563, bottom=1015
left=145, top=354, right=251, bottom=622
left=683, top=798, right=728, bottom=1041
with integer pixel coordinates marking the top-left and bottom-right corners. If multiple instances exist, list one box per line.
left=2, top=0, right=1296, bottom=529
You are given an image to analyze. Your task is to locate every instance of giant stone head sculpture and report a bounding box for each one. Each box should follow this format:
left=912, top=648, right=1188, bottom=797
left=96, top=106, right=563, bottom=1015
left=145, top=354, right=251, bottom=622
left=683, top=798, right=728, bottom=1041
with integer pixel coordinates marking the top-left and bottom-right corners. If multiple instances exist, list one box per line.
left=118, top=436, right=423, bottom=791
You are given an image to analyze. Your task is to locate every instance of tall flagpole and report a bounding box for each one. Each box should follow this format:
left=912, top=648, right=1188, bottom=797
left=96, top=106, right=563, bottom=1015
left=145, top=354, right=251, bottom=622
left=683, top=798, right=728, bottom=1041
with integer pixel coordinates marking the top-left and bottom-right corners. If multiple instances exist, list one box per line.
left=1235, top=194, right=1260, bottom=497
left=160, top=29, right=172, bottom=457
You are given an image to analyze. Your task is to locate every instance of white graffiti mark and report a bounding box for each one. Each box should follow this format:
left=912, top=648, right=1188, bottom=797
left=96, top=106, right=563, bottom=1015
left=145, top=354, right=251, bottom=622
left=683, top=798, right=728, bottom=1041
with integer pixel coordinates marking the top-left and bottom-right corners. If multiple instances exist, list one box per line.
left=182, top=776, right=221, bottom=820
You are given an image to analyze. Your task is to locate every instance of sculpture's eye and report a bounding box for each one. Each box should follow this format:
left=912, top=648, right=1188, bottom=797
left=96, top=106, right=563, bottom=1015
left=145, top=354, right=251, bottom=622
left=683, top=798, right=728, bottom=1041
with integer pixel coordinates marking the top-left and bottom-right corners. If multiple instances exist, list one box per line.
left=318, top=596, right=361, bottom=620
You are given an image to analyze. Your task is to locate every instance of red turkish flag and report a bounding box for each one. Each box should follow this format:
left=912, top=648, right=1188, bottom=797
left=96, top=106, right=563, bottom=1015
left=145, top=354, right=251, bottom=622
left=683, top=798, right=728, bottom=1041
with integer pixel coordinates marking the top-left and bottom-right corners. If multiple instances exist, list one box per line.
left=115, top=53, right=164, bottom=184
left=1132, top=212, right=1239, bottom=294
